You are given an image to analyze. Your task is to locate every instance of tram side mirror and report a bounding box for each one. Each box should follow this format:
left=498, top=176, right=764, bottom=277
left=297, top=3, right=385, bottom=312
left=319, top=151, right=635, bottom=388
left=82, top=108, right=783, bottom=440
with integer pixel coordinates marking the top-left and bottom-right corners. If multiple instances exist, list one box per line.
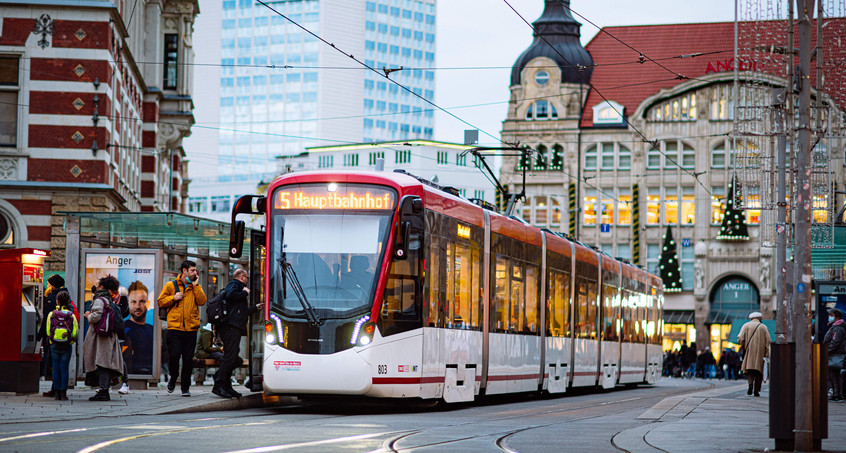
left=230, top=195, right=265, bottom=258
left=230, top=220, right=246, bottom=258
left=394, top=221, right=410, bottom=260
left=394, top=195, right=423, bottom=260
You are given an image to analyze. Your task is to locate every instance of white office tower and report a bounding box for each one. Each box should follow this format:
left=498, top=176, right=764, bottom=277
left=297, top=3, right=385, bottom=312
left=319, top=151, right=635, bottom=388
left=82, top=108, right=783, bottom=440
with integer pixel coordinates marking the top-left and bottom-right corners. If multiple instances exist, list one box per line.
left=187, top=0, right=437, bottom=222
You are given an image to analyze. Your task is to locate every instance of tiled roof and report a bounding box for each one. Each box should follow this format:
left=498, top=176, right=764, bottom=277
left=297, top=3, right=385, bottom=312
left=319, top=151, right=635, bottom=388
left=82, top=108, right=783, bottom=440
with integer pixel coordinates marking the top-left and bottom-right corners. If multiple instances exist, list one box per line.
left=581, top=20, right=844, bottom=128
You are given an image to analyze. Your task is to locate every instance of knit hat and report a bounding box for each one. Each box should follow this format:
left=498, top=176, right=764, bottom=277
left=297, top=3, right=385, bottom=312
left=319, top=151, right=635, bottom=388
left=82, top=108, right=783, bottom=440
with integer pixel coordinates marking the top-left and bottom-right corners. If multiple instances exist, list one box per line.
left=48, top=274, right=64, bottom=288
left=830, top=308, right=843, bottom=319
left=748, top=311, right=763, bottom=320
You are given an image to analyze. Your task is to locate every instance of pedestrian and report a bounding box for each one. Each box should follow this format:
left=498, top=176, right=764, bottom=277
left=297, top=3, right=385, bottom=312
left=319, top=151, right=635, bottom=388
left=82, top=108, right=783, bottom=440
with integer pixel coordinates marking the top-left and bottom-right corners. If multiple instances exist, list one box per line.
left=157, top=260, right=207, bottom=397
left=212, top=269, right=262, bottom=398
left=83, top=276, right=125, bottom=401
left=700, top=348, right=717, bottom=379
left=37, top=274, right=68, bottom=397
left=684, top=341, right=697, bottom=378
left=738, top=311, right=771, bottom=397
left=824, top=308, right=846, bottom=401
left=46, top=290, right=78, bottom=400
left=195, top=323, right=224, bottom=361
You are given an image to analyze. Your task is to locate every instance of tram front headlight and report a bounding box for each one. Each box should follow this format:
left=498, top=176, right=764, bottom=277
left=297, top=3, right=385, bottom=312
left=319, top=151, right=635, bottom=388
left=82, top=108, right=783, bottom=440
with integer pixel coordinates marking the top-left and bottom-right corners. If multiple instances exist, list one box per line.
left=358, top=322, right=376, bottom=346
left=266, top=314, right=285, bottom=345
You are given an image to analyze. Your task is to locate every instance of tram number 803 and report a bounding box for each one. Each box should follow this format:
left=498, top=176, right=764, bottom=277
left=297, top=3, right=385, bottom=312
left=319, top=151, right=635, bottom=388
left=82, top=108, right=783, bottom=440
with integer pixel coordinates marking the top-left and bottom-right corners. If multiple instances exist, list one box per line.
left=377, top=365, right=388, bottom=374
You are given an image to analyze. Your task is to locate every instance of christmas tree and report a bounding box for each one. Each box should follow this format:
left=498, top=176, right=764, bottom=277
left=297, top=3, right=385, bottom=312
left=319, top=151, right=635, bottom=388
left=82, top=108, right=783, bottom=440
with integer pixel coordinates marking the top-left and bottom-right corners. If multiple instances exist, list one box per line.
left=716, top=175, right=749, bottom=241
left=659, top=226, right=683, bottom=292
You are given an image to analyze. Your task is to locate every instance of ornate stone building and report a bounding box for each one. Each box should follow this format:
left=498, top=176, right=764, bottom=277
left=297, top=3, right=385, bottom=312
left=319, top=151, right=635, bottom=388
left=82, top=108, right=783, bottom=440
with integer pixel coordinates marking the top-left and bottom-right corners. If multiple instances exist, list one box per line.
left=0, top=0, right=198, bottom=269
left=501, top=1, right=845, bottom=352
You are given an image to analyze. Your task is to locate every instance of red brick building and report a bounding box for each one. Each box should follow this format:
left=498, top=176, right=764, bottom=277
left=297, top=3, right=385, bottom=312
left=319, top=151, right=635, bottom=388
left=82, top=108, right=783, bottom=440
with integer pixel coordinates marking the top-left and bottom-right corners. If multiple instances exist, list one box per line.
left=0, top=0, right=198, bottom=269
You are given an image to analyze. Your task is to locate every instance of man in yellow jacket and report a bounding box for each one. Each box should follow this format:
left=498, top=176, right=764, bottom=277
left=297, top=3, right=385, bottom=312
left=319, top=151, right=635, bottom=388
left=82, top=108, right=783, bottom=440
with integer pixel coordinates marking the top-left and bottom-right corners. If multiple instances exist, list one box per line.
left=158, top=260, right=207, bottom=396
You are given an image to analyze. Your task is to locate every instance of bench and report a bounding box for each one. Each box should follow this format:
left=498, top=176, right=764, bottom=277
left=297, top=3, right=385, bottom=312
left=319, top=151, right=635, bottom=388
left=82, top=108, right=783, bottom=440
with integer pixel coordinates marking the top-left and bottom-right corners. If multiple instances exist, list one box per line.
left=192, top=358, right=249, bottom=385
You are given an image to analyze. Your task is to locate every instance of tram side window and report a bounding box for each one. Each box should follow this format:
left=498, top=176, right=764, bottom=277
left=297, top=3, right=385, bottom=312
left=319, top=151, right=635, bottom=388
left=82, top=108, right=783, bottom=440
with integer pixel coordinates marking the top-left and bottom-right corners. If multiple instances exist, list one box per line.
left=509, top=263, right=525, bottom=333
left=525, top=264, right=539, bottom=334
left=427, top=235, right=445, bottom=327
left=380, top=233, right=422, bottom=336
left=445, top=243, right=481, bottom=330
left=602, top=284, right=619, bottom=341
left=634, top=293, right=646, bottom=343
left=547, top=270, right=570, bottom=337
left=651, top=293, right=662, bottom=344
left=494, top=257, right=509, bottom=332
left=621, top=289, right=634, bottom=342
left=575, top=277, right=598, bottom=340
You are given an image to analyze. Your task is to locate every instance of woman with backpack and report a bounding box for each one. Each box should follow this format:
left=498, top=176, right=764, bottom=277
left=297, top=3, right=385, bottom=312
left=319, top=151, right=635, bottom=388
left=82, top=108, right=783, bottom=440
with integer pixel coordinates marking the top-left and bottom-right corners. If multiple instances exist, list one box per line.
left=82, top=275, right=125, bottom=402
left=46, top=290, right=78, bottom=400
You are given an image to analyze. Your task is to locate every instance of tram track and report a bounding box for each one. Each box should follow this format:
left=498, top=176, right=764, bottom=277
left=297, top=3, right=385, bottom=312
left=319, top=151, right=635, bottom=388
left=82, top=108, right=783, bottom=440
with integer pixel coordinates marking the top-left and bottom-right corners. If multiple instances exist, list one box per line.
left=0, top=383, right=713, bottom=453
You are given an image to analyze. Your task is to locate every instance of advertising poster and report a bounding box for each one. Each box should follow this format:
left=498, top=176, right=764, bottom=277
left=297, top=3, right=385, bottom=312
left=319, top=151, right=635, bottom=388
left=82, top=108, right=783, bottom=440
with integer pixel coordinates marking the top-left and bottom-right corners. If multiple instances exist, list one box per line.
left=83, top=249, right=161, bottom=379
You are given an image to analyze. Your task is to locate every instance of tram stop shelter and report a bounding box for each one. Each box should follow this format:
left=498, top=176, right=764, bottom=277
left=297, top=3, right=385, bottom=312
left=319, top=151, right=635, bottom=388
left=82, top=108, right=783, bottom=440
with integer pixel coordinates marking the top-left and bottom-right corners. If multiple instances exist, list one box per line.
left=61, top=211, right=259, bottom=388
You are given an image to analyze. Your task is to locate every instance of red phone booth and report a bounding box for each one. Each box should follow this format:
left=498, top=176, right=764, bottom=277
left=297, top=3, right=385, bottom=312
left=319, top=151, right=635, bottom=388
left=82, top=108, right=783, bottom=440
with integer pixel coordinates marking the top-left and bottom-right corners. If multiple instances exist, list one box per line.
left=0, top=248, right=49, bottom=393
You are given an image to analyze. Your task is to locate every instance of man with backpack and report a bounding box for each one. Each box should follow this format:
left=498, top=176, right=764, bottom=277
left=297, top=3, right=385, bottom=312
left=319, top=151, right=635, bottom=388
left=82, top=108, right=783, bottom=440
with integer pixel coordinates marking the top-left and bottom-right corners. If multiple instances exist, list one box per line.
left=212, top=269, right=262, bottom=398
left=157, top=260, right=207, bottom=397
left=46, top=290, right=78, bottom=400
left=82, top=275, right=125, bottom=401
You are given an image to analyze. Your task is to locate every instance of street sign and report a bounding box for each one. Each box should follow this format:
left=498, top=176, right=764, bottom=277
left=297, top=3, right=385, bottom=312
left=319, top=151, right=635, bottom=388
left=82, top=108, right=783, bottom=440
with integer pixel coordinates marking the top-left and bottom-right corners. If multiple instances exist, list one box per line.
left=682, top=238, right=691, bottom=247
left=600, top=224, right=610, bottom=233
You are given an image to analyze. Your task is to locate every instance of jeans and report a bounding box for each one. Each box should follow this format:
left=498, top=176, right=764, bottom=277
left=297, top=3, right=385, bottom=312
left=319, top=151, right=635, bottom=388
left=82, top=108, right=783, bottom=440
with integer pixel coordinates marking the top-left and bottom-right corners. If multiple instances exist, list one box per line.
left=686, top=363, right=696, bottom=378
left=50, top=345, right=72, bottom=391
left=167, top=330, right=198, bottom=392
left=704, top=364, right=715, bottom=379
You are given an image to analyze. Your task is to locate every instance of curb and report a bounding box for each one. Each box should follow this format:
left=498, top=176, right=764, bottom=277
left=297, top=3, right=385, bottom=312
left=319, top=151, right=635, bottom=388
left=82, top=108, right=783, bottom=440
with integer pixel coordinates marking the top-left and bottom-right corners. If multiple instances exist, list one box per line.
left=151, top=393, right=298, bottom=415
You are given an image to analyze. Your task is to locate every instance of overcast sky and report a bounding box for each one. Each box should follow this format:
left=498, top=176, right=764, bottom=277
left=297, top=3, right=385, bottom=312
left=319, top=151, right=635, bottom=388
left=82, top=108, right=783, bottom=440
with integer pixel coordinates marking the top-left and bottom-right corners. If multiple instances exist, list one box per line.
left=434, top=0, right=737, bottom=145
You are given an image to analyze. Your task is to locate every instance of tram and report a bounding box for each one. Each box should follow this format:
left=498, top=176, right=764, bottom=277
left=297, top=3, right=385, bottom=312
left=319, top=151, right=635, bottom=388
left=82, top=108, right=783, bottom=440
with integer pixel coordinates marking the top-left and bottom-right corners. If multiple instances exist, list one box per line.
left=229, top=169, right=663, bottom=403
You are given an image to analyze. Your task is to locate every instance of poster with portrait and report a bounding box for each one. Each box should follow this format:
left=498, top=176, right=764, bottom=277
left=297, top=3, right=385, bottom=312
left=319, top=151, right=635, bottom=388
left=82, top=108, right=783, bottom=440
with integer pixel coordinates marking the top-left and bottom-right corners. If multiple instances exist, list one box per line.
left=82, top=249, right=162, bottom=379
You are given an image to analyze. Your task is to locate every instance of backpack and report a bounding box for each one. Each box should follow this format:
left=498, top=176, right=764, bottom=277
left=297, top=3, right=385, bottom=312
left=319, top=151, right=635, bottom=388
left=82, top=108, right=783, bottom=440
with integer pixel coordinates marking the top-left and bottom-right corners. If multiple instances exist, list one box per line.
left=94, top=297, right=116, bottom=335
left=111, top=302, right=126, bottom=341
left=206, top=289, right=229, bottom=327
left=158, top=279, right=180, bottom=321
left=49, top=309, right=75, bottom=343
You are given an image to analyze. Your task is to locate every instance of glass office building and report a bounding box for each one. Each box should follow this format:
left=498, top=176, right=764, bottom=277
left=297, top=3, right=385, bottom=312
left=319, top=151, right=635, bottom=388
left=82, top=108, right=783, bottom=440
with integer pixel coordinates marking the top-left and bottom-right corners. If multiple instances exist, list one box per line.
left=189, top=0, right=437, bottom=222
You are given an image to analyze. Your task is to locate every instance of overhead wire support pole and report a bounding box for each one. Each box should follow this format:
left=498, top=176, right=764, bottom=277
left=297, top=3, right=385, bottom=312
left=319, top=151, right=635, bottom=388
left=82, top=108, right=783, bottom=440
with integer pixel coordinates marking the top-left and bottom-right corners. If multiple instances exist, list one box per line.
left=793, top=0, right=815, bottom=450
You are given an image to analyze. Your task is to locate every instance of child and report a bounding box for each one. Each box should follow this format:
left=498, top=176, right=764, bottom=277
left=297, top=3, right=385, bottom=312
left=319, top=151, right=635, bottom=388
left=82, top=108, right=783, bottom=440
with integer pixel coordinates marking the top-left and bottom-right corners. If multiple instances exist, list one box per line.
left=47, top=291, right=78, bottom=400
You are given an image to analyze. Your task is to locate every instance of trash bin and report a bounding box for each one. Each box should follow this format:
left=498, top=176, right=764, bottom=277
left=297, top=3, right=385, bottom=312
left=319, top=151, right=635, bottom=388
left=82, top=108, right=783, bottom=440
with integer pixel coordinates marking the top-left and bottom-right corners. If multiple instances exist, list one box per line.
left=769, top=342, right=827, bottom=451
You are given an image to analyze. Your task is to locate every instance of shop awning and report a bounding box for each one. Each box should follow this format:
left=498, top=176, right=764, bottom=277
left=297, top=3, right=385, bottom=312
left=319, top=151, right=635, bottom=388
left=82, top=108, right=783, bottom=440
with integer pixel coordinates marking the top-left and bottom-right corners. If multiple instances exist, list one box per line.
left=728, top=320, right=777, bottom=344
left=664, top=309, right=695, bottom=324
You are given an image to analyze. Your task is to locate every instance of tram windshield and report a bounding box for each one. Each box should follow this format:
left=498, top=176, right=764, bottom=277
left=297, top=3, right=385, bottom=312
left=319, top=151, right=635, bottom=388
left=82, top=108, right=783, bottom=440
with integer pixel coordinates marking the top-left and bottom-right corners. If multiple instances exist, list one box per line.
left=268, top=183, right=396, bottom=319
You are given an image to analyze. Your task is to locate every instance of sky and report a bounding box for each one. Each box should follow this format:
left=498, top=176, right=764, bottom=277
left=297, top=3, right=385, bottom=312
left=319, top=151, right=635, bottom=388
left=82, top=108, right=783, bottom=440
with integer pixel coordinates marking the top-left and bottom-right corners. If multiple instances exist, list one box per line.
left=434, top=0, right=737, bottom=146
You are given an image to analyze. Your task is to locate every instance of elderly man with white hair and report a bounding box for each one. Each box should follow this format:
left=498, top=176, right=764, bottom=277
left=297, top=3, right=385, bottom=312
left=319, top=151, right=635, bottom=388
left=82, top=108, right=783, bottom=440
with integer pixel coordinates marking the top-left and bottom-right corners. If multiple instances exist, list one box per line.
left=738, top=311, right=771, bottom=397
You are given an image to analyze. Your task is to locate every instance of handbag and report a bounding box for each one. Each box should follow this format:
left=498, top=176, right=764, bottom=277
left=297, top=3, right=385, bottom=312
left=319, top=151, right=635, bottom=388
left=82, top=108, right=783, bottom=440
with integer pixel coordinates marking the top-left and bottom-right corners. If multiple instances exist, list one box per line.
left=828, top=353, right=845, bottom=369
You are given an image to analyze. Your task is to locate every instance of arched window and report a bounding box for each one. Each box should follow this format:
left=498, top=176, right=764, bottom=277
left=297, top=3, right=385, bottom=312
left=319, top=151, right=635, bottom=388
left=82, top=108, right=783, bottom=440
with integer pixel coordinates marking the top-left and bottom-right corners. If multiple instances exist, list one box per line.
left=0, top=211, right=13, bottom=246
left=534, top=145, right=548, bottom=170
left=535, top=100, right=549, bottom=119
left=550, top=144, right=564, bottom=170
left=584, top=145, right=597, bottom=170
left=592, top=100, right=624, bottom=125
left=525, top=101, right=558, bottom=120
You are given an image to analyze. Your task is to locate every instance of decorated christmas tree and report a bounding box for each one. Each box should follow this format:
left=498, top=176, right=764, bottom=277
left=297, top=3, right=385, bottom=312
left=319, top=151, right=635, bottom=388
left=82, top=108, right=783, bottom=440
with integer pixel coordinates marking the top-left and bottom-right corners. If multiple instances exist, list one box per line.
left=716, top=175, right=749, bottom=241
left=659, top=226, right=683, bottom=292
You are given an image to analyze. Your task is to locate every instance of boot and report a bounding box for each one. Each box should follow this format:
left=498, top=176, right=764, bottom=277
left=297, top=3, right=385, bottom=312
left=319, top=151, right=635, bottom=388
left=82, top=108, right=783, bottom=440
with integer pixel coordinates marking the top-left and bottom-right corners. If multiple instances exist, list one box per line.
left=55, top=391, right=61, bottom=400
left=60, top=390, right=69, bottom=401
left=42, top=390, right=55, bottom=398
left=747, top=384, right=753, bottom=395
left=89, top=389, right=110, bottom=401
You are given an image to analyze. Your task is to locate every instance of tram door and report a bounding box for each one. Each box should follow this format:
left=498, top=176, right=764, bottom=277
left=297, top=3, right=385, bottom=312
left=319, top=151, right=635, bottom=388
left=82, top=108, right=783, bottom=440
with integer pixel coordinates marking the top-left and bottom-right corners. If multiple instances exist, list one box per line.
left=246, top=229, right=266, bottom=392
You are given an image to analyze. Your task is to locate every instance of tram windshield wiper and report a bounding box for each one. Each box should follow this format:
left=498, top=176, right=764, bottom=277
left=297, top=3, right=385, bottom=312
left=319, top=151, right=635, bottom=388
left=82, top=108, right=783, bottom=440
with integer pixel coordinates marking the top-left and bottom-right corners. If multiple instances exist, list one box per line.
left=279, top=255, right=321, bottom=326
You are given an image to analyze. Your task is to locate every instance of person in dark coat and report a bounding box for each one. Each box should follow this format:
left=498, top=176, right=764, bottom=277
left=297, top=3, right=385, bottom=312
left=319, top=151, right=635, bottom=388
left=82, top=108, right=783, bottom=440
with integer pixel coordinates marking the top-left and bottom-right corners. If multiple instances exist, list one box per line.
left=824, top=308, right=846, bottom=401
left=38, top=274, right=68, bottom=397
left=212, top=269, right=263, bottom=398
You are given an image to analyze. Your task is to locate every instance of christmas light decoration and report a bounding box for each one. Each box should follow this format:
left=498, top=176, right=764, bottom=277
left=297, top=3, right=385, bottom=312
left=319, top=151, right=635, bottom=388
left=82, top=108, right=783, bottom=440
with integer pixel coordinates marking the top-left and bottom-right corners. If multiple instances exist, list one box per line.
left=659, top=225, right=683, bottom=292
left=716, top=175, right=750, bottom=241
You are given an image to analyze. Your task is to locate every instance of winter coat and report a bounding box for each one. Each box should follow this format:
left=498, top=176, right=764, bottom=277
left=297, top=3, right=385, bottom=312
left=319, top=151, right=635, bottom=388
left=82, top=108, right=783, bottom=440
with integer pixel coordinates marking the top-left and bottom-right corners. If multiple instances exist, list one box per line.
left=82, top=292, right=125, bottom=374
left=157, top=278, right=207, bottom=332
left=195, top=327, right=222, bottom=359
left=824, top=319, right=846, bottom=355
left=223, top=279, right=258, bottom=334
left=738, top=319, right=771, bottom=373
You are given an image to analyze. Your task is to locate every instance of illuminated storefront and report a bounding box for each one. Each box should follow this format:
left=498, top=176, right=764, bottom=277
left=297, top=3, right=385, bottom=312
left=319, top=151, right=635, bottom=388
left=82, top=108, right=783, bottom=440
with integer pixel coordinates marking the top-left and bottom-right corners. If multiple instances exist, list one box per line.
left=706, top=276, right=759, bottom=357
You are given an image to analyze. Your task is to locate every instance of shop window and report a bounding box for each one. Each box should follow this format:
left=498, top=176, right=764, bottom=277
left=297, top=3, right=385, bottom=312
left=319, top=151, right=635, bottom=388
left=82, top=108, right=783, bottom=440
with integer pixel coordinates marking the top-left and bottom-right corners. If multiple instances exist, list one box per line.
left=664, top=188, right=678, bottom=224
left=601, top=189, right=614, bottom=225
left=618, top=190, right=632, bottom=225
left=584, top=189, right=597, bottom=225
left=647, top=189, right=661, bottom=225
left=711, top=186, right=725, bottom=224
left=681, top=187, right=695, bottom=224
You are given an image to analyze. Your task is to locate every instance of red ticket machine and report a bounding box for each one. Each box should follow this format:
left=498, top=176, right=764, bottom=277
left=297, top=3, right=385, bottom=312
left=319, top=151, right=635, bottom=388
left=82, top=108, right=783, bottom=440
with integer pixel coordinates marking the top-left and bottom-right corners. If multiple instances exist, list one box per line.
left=0, top=248, right=49, bottom=393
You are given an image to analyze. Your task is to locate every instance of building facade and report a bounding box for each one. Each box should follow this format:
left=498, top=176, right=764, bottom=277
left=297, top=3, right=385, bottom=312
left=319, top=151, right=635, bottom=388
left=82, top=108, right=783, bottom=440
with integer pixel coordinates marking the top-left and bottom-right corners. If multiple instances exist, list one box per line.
left=187, top=0, right=437, bottom=223
left=275, top=139, right=495, bottom=204
left=0, top=0, right=198, bottom=269
left=501, top=1, right=846, bottom=353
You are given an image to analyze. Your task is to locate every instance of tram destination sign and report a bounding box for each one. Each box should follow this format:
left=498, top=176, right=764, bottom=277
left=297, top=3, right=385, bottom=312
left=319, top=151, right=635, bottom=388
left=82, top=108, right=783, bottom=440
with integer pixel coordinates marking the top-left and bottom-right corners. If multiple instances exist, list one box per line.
left=273, top=184, right=396, bottom=211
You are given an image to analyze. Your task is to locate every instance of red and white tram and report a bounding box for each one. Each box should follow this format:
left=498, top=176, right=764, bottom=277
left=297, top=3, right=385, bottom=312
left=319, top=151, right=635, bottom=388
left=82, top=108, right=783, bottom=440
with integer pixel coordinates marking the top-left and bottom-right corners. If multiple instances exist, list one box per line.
left=230, top=170, right=663, bottom=403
